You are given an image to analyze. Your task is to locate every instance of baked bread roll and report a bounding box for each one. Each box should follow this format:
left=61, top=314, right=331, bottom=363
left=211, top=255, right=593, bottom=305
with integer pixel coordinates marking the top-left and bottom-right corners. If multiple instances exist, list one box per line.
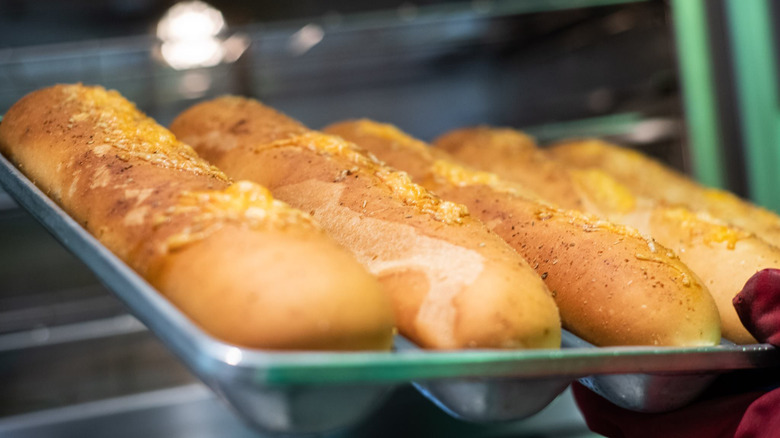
left=170, top=97, right=561, bottom=350
left=0, top=84, right=395, bottom=351
left=324, top=120, right=721, bottom=347
left=434, top=128, right=588, bottom=211
left=618, top=205, right=779, bottom=344
left=548, top=138, right=780, bottom=248
left=435, top=127, right=780, bottom=344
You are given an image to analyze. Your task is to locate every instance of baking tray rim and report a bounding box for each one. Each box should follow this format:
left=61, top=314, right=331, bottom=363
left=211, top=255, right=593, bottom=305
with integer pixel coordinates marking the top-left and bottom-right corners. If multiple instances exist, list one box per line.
left=1, top=150, right=778, bottom=387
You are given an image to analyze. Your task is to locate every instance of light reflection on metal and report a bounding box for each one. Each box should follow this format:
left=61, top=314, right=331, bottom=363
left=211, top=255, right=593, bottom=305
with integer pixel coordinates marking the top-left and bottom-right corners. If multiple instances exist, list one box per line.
left=225, top=347, right=243, bottom=366
left=287, top=24, right=324, bottom=56
left=161, top=38, right=224, bottom=70
left=623, top=119, right=678, bottom=144
left=178, top=71, right=212, bottom=98
left=157, top=1, right=249, bottom=70
left=222, top=34, right=251, bottom=63
left=157, top=1, right=225, bottom=41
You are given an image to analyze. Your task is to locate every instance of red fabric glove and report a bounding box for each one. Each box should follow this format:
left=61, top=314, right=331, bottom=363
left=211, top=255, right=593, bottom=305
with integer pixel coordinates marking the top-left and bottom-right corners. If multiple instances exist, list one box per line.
left=734, top=269, right=780, bottom=346
left=574, top=269, right=780, bottom=438
left=572, top=384, right=765, bottom=438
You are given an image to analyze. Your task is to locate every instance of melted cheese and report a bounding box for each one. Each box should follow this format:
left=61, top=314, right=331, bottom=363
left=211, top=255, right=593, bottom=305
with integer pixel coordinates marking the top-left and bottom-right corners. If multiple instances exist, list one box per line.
left=61, top=85, right=228, bottom=181
left=429, top=159, right=541, bottom=200
left=570, top=168, right=636, bottom=214
left=375, top=168, right=468, bottom=224
left=256, top=132, right=469, bottom=225
left=351, top=119, right=434, bottom=159
left=534, top=203, right=644, bottom=236
left=431, top=159, right=502, bottom=187
left=469, top=127, right=538, bottom=155
left=158, top=181, right=317, bottom=250
left=659, top=207, right=751, bottom=250
left=534, top=203, right=695, bottom=287
left=342, top=120, right=539, bottom=202
left=633, top=252, right=692, bottom=287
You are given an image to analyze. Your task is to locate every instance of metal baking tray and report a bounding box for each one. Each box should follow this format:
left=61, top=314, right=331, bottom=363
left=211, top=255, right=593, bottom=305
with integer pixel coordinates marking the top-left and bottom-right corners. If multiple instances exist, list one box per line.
left=1, top=149, right=779, bottom=435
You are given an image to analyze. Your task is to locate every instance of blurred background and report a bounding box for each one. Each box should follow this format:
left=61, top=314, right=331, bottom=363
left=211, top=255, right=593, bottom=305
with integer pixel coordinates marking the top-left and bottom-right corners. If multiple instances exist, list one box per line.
left=0, top=0, right=778, bottom=436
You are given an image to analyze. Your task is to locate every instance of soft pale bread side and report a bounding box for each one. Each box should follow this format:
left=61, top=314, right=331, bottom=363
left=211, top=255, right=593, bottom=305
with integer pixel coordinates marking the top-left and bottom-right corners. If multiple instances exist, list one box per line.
left=435, top=126, right=780, bottom=343
left=171, top=97, right=561, bottom=350
left=325, top=120, right=722, bottom=347
left=548, top=138, right=780, bottom=248
left=0, top=84, right=395, bottom=351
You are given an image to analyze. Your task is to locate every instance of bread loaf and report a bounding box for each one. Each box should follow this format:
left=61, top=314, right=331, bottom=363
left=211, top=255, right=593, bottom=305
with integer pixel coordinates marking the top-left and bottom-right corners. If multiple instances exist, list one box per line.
left=170, top=97, right=562, bottom=350
left=325, top=120, right=722, bottom=347
left=548, top=138, right=780, bottom=248
left=618, top=205, right=780, bottom=344
left=435, top=126, right=780, bottom=343
left=0, top=84, right=395, bottom=351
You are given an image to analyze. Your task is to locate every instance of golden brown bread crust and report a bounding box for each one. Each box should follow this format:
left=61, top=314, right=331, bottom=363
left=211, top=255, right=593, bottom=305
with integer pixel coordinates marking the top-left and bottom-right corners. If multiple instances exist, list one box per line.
left=171, top=97, right=561, bottom=350
left=433, top=126, right=780, bottom=343
left=548, top=139, right=780, bottom=248
left=433, top=127, right=585, bottom=210
left=0, top=84, right=395, bottom=351
left=618, top=205, right=780, bottom=343
left=324, top=120, right=721, bottom=347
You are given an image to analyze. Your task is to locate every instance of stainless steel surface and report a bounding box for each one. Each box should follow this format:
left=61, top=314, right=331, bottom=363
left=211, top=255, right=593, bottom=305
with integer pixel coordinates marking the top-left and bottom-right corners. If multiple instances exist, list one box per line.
left=395, top=336, right=576, bottom=422
left=0, top=384, right=600, bottom=438
left=0, top=190, right=15, bottom=210
left=580, top=371, right=719, bottom=413
left=0, top=315, right=194, bottom=417
left=0, top=306, right=595, bottom=437
left=413, top=377, right=574, bottom=422
left=0, top=314, right=144, bottom=352
left=562, top=331, right=722, bottom=413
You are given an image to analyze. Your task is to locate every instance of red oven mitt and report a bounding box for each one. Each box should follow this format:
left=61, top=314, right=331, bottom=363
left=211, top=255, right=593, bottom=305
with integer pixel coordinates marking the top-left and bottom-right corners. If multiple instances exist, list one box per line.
left=572, top=268, right=780, bottom=438
left=734, top=269, right=780, bottom=346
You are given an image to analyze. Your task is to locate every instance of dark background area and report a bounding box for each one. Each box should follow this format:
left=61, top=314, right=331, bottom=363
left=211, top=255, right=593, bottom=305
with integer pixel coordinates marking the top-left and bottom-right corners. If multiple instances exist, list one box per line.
left=0, top=0, right=682, bottom=157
